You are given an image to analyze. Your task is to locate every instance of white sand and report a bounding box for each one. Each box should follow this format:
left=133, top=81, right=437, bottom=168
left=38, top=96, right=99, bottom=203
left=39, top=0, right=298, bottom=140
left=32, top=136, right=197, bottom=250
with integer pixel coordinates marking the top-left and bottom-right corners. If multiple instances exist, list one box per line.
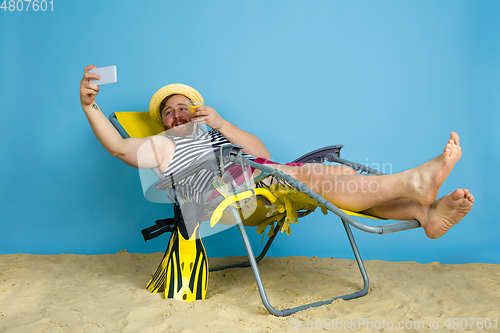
left=1, top=252, right=499, bottom=333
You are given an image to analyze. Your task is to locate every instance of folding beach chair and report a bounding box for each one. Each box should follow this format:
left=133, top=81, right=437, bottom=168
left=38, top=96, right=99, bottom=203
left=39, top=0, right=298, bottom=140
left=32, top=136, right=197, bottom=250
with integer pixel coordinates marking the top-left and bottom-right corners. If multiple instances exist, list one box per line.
left=109, top=111, right=422, bottom=316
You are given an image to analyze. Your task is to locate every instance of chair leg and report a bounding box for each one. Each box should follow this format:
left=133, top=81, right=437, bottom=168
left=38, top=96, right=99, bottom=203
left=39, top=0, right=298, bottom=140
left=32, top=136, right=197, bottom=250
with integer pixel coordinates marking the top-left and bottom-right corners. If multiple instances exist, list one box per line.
left=209, top=224, right=281, bottom=272
left=234, top=218, right=285, bottom=316
left=234, top=207, right=370, bottom=316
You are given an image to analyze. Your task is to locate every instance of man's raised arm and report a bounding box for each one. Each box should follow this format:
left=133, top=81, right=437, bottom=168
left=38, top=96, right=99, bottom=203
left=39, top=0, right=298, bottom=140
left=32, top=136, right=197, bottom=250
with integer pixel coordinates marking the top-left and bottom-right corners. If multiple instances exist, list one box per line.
left=80, top=65, right=174, bottom=170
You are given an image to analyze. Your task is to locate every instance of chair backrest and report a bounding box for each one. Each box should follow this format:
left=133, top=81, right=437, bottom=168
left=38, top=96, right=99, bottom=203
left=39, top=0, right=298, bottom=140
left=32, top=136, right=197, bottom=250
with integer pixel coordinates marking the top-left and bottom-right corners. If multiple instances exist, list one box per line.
left=110, top=111, right=164, bottom=138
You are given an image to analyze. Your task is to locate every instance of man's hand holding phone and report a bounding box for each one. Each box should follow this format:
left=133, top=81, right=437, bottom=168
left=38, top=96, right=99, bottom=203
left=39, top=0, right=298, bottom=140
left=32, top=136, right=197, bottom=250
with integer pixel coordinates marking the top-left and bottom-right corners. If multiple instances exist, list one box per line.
left=80, top=65, right=117, bottom=107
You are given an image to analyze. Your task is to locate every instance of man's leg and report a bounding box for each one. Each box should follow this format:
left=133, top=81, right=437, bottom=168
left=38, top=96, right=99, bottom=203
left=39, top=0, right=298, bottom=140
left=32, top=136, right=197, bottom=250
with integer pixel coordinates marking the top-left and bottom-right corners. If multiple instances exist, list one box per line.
left=285, top=162, right=473, bottom=238
left=270, top=164, right=418, bottom=211
left=263, top=132, right=467, bottom=225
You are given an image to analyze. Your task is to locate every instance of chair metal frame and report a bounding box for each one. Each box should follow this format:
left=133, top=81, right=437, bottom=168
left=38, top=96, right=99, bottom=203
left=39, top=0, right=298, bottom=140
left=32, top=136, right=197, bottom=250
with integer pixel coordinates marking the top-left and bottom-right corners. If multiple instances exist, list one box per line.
left=208, top=152, right=420, bottom=316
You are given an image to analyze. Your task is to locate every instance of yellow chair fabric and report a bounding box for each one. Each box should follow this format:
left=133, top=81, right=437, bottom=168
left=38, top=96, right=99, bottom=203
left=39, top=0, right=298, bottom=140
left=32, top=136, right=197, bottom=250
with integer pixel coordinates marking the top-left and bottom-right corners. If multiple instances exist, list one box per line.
left=114, top=111, right=164, bottom=138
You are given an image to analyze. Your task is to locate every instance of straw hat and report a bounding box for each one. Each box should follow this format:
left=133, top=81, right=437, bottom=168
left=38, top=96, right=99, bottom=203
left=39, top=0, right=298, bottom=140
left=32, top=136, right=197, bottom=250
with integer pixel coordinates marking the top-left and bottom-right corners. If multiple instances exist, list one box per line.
left=149, top=83, right=204, bottom=126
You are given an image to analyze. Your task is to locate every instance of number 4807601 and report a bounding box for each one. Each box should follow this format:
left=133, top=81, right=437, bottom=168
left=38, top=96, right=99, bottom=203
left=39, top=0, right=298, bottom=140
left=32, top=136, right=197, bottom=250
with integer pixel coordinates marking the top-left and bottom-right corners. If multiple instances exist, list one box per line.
left=1, top=0, right=54, bottom=11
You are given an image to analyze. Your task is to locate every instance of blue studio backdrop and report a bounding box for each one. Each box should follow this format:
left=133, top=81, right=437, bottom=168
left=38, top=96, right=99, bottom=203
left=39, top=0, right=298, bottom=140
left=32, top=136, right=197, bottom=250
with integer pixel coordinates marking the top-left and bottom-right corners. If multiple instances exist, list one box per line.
left=1, top=0, right=499, bottom=264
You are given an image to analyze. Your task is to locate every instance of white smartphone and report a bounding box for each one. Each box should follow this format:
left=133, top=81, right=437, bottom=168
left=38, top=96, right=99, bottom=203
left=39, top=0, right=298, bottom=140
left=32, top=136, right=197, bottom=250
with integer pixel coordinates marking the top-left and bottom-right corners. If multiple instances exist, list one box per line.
left=89, top=66, right=117, bottom=85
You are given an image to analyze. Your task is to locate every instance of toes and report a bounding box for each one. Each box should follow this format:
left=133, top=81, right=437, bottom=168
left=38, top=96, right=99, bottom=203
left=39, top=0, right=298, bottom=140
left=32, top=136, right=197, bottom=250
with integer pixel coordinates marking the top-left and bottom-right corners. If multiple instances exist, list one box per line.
left=451, top=189, right=464, bottom=200
left=450, top=132, right=460, bottom=145
left=460, top=188, right=473, bottom=201
left=444, top=134, right=462, bottom=161
left=450, top=189, right=474, bottom=203
left=444, top=142, right=453, bottom=156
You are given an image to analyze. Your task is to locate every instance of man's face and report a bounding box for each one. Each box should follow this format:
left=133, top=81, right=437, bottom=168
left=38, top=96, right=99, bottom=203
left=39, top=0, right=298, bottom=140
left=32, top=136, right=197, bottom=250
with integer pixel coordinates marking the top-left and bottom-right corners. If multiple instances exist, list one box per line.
left=162, top=94, right=195, bottom=136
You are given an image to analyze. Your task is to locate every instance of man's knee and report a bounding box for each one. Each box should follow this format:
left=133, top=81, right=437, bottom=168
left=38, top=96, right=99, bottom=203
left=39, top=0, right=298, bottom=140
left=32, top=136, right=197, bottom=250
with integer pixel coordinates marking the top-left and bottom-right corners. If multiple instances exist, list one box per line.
left=304, top=165, right=326, bottom=192
left=293, top=164, right=354, bottom=191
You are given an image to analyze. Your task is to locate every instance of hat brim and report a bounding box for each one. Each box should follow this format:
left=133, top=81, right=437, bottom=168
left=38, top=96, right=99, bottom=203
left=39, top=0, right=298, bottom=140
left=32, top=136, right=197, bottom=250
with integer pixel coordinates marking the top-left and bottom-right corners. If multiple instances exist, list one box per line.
left=149, top=83, right=204, bottom=126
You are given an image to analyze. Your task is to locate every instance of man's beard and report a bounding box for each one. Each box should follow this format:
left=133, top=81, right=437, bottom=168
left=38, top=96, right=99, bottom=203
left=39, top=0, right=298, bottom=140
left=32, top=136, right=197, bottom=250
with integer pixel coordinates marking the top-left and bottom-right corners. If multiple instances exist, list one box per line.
left=165, top=121, right=196, bottom=137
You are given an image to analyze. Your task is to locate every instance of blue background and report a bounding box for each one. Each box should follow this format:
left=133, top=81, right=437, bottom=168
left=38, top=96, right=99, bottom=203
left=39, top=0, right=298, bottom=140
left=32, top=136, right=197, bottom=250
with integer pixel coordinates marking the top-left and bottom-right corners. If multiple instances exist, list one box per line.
left=1, top=0, right=498, bottom=264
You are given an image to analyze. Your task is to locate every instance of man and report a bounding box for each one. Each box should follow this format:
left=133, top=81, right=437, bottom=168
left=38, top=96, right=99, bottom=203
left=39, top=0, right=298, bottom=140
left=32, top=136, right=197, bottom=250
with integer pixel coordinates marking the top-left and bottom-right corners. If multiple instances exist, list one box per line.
left=80, top=65, right=474, bottom=239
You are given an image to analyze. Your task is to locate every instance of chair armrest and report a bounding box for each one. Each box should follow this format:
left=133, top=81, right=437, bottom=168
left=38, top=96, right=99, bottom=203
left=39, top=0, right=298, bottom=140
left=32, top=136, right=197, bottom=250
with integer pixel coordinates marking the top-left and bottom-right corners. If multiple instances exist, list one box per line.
left=109, top=112, right=131, bottom=139
left=291, top=145, right=344, bottom=163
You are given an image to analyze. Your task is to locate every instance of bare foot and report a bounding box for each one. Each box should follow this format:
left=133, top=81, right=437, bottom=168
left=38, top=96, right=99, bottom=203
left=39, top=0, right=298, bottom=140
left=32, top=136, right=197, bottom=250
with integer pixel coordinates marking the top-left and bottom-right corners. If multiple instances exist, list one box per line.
left=419, top=188, right=474, bottom=239
left=411, top=132, right=462, bottom=205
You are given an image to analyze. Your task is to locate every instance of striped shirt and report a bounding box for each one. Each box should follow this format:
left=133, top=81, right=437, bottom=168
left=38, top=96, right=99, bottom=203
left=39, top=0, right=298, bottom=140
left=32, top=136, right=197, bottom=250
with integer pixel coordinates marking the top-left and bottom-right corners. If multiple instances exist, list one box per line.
left=162, top=130, right=256, bottom=203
